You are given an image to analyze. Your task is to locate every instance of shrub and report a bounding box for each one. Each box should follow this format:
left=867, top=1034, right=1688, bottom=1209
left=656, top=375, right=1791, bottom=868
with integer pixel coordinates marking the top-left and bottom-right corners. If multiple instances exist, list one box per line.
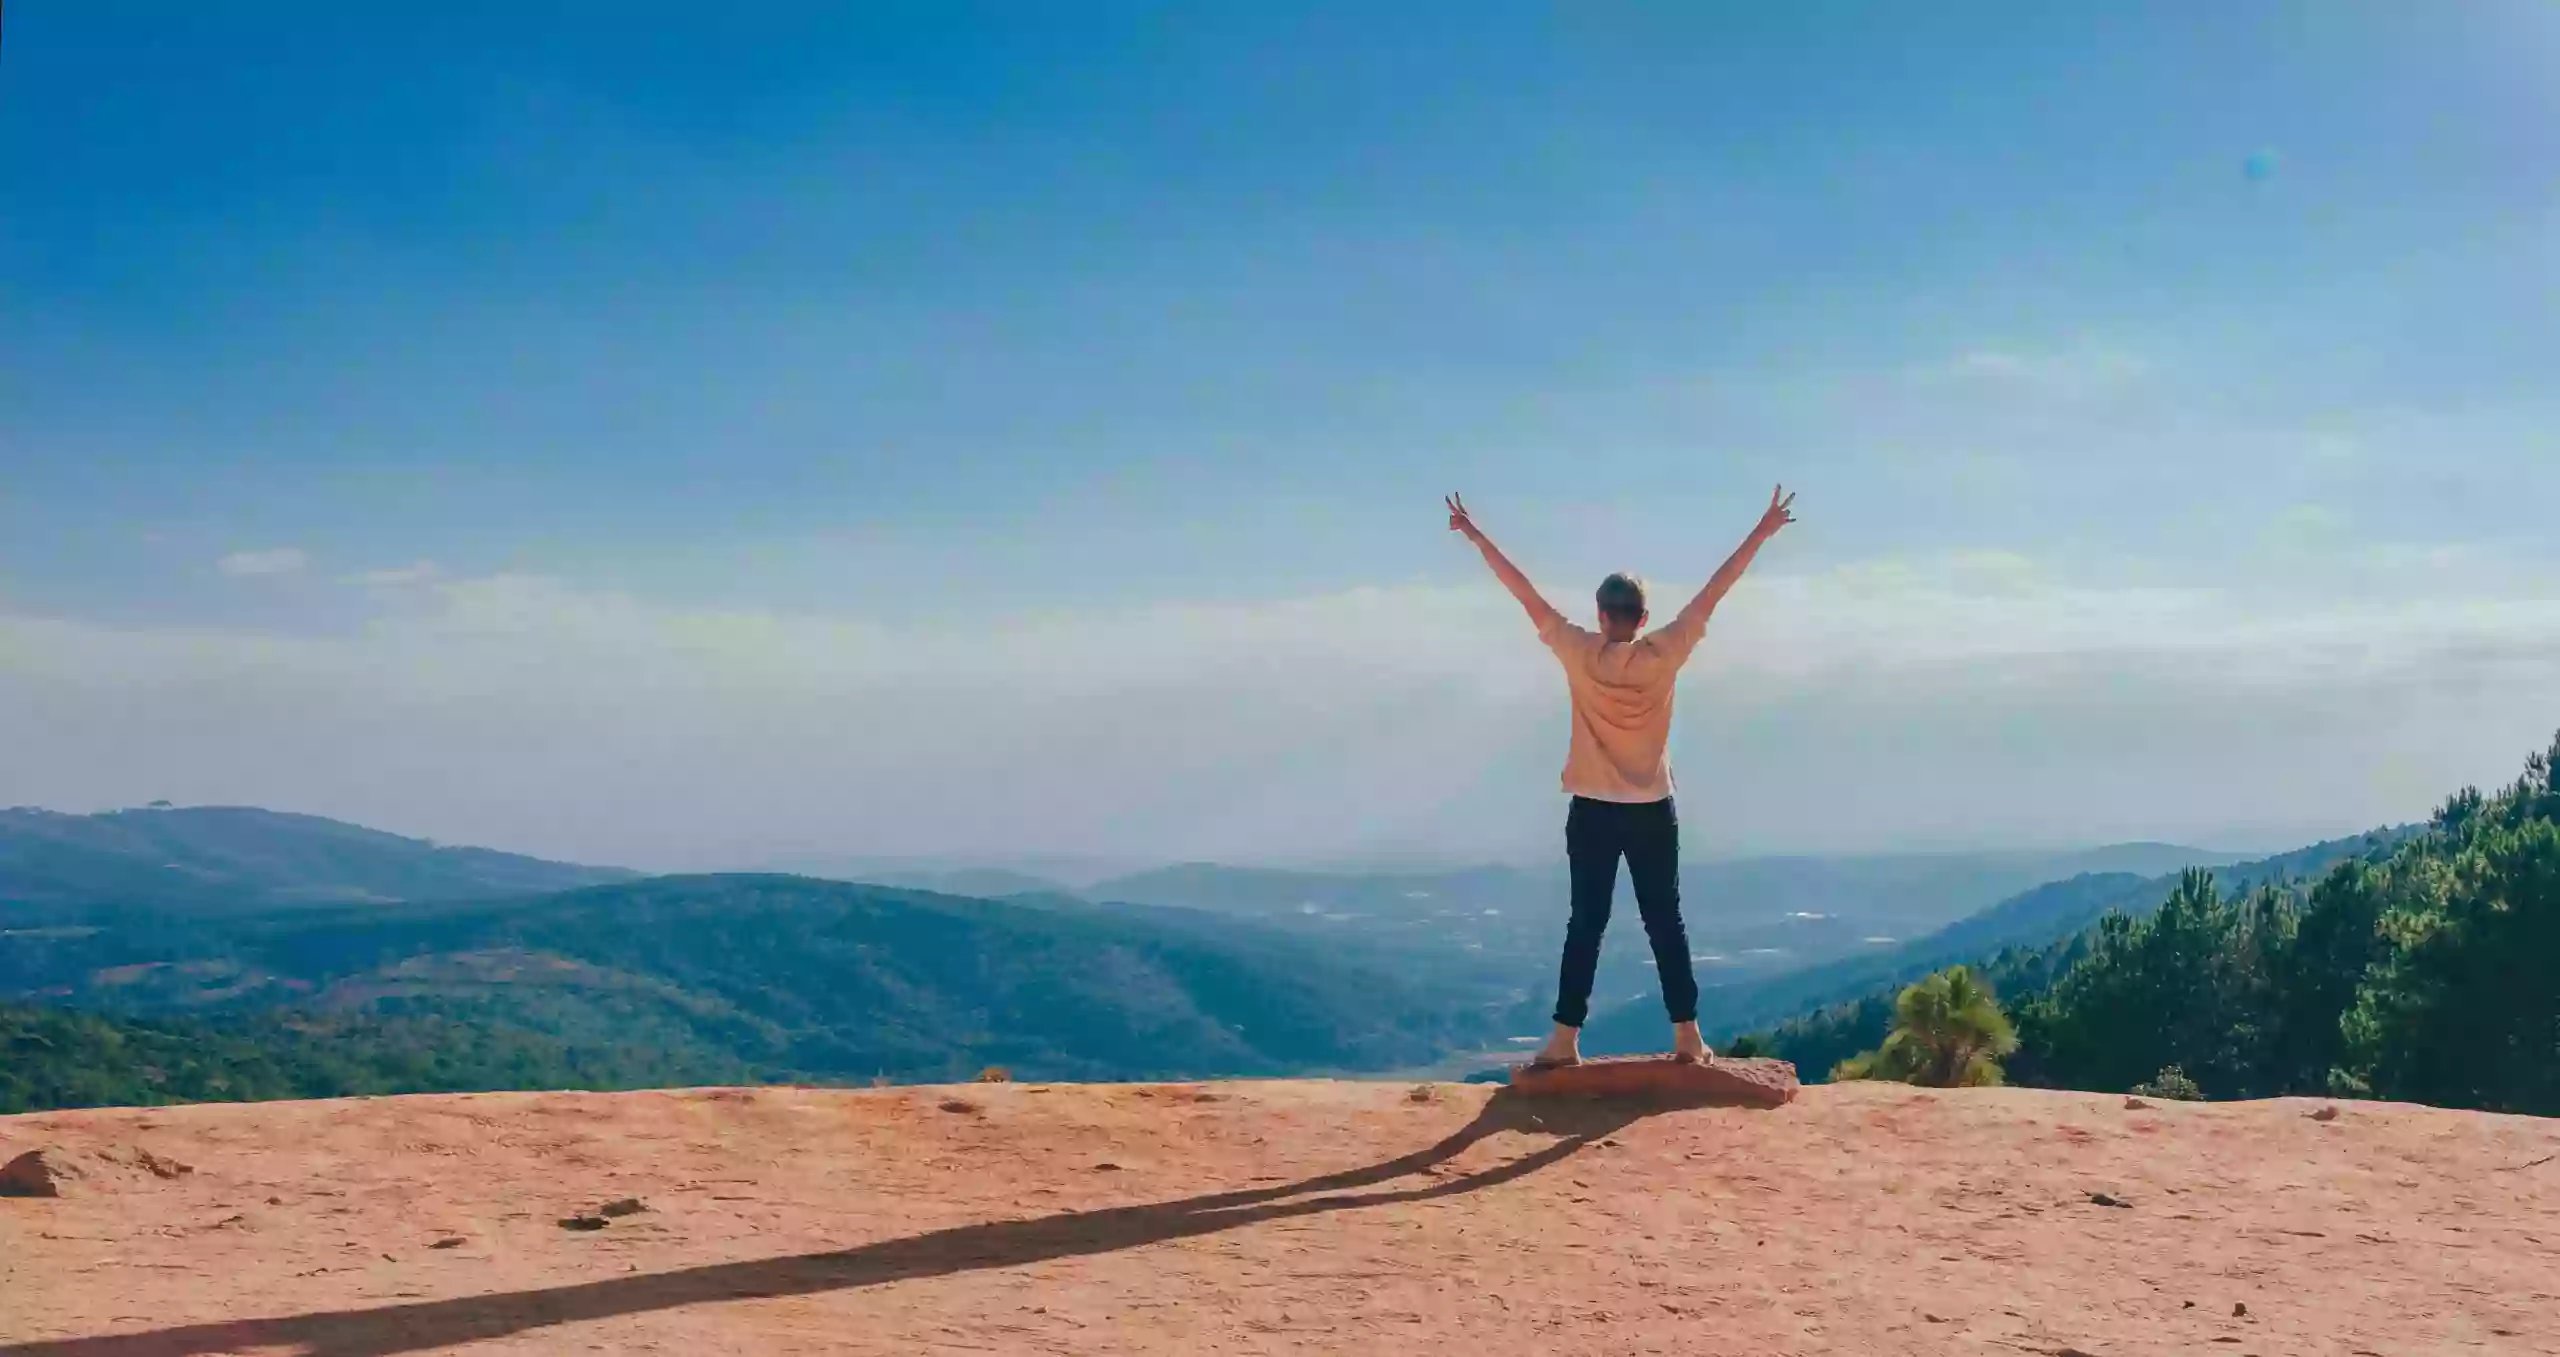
left=2129, top=1064, right=2205, bottom=1101
left=1830, top=966, right=2018, bottom=1088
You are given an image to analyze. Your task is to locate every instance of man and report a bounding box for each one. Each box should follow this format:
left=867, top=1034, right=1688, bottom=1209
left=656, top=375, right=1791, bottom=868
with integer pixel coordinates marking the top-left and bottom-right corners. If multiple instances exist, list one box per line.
left=1448, top=486, right=1797, bottom=1068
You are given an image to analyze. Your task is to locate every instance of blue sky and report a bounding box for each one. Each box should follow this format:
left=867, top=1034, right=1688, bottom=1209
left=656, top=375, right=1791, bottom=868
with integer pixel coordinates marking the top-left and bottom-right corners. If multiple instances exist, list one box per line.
left=4, top=3, right=2557, bottom=868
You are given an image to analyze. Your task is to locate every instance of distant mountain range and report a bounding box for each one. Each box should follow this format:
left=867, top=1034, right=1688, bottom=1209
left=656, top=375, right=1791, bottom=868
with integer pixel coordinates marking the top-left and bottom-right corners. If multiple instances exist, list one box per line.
left=0, top=806, right=634, bottom=915
left=1079, top=842, right=2256, bottom=938
left=0, top=802, right=2380, bottom=1107
left=4, top=871, right=1506, bottom=1087
left=0, top=808, right=1514, bottom=1091
left=1049, top=844, right=2255, bottom=1019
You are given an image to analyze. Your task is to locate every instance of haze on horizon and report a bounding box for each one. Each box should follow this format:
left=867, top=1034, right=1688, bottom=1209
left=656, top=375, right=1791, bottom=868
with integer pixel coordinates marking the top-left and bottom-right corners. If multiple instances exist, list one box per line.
left=4, top=5, right=2555, bottom=872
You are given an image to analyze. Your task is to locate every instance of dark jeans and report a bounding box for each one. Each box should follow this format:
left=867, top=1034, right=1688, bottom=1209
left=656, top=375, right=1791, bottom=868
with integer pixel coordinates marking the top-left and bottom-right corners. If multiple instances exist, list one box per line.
left=1552, top=795, right=1699, bottom=1029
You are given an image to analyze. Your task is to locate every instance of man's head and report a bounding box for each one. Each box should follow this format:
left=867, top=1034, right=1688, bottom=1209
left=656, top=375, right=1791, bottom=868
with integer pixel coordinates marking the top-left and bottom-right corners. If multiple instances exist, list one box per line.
left=1595, top=572, right=1648, bottom=641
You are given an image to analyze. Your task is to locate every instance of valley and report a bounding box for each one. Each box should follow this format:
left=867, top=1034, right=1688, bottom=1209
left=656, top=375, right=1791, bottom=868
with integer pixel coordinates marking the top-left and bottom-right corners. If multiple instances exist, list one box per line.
left=3, top=804, right=2306, bottom=1108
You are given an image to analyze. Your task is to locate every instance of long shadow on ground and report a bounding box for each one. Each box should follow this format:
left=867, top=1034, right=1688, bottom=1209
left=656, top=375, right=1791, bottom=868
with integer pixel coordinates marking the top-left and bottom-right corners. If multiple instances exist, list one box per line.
left=4, top=1087, right=1713, bottom=1357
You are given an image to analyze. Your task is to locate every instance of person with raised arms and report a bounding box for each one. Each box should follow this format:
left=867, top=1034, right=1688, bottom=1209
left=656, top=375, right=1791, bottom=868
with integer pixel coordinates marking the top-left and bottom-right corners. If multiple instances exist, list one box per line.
left=1448, top=486, right=1797, bottom=1068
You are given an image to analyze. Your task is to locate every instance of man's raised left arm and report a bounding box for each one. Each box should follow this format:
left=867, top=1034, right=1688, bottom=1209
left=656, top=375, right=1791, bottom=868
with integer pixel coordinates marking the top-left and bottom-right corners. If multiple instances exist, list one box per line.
left=1656, top=485, right=1797, bottom=656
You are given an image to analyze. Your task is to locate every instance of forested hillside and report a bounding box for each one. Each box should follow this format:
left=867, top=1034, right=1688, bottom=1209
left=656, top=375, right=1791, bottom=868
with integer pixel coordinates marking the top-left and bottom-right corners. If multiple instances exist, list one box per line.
left=1742, top=732, right=2560, bottom=1116
left=14, top=742, right=2549, bottom=1120
left=1580, top=831, right=2393, bottom=1055
left=1, top=1000, right=748, bottom=1115
left=0, top=874, right=1508, bottom=1109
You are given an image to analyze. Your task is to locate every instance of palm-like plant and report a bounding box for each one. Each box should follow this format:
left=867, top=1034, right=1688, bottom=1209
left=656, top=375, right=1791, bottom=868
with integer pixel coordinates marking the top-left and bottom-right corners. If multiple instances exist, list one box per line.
left=1832, top=966, right=2020, bottom=1087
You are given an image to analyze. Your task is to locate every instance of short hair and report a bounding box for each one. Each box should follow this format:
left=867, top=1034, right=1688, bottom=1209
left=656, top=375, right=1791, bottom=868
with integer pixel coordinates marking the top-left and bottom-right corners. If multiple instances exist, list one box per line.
left=1595, top=572, right=1648, bottom=621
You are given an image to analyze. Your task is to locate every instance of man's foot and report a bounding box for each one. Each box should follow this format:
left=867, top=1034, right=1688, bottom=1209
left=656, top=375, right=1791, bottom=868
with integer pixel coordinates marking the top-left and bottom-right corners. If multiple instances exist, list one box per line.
left=1671, top=1021, right=1712, bottom=1064
left=1529, top=1021, right=1583, bottom=1068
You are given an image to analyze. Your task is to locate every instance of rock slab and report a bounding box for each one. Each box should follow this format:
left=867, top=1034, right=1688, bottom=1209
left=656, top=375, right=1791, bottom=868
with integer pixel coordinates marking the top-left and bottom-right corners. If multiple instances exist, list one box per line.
left=1507, top=1054, right=1800, bottom=1107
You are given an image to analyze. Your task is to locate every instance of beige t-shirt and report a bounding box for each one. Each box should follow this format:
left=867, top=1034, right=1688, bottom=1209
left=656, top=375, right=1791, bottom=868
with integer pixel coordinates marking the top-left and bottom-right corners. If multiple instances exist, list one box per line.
left=1524, top=597, right=1710, bottom=804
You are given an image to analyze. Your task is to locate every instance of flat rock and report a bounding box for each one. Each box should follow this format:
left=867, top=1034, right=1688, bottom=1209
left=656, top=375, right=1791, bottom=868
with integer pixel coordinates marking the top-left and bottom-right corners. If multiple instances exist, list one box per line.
left=1507, top=1055, right=1799, bottom=1107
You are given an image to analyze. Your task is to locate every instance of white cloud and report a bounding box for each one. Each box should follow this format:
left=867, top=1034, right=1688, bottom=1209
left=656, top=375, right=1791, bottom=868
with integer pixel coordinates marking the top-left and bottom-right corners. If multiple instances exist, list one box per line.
left=4, top=553, right=2556, bottom=869
left=215, top=547, right=310, bottom=577
left=345, top=560, right=443, bottom=587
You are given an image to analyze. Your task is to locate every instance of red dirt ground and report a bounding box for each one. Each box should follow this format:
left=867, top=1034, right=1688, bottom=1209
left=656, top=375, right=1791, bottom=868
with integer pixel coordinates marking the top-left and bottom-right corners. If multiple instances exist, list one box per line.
left=4, top=1079, right=2555, bottom=1355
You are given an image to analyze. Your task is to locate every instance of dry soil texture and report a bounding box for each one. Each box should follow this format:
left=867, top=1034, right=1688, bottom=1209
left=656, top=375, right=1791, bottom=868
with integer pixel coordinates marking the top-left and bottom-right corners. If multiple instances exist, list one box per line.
left=4, top=1080, right=2556, bottom=1355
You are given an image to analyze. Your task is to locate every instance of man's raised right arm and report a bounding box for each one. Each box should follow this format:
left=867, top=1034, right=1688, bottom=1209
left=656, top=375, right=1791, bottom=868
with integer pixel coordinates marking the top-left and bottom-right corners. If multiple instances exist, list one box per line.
left=1447, top=493, right=1566, bottom=635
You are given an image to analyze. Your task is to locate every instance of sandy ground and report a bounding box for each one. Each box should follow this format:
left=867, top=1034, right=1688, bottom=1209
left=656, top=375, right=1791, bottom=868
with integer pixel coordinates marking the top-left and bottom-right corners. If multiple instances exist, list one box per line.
left=3, top=1079, right=2555, bottom=1356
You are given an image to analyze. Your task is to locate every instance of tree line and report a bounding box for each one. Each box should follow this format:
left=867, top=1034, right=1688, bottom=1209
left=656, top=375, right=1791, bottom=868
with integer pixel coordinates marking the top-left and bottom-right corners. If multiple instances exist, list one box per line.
left=0, top=1002, right=748, bottom=1115
left=1776, top=731, right=2560, bottom=1117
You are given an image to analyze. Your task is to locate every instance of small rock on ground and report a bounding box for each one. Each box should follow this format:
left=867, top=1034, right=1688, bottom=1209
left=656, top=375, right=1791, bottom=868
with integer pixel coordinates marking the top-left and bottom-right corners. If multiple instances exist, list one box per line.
left=0, top=1149, right=73, bottom=1198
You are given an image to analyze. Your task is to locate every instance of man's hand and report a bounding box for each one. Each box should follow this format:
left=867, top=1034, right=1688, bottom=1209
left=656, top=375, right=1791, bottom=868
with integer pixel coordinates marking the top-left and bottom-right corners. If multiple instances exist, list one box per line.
left=1446, top=492, right=1485, bottom=543
left=1753, top=485, right=1798, bottom=540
